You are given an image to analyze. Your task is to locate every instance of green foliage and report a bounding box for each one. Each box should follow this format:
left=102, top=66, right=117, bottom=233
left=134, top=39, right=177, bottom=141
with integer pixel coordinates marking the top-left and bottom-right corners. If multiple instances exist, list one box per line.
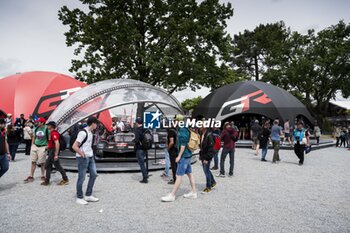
left=232, top=20, right=350, bottom=118
left=58, top=0, right=234, bottom=93
left=232, top=21, right=290, bottom=81
left=181, top=96, right=203, bottom=112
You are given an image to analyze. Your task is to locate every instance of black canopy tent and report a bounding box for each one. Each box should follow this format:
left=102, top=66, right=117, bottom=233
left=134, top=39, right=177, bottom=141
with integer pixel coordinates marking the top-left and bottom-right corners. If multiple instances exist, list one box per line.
left=193, top=81, right=314, bottom=126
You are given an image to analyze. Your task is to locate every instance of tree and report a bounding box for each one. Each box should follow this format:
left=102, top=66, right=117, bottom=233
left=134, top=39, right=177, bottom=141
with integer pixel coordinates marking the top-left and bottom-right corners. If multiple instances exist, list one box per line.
left=58, top=0, right=234, bottom=93
left=232, top=21, right=290, bottom=81
left=265, top=21, right=350, bottom=119
left=181, top=96, right=202, bottom=113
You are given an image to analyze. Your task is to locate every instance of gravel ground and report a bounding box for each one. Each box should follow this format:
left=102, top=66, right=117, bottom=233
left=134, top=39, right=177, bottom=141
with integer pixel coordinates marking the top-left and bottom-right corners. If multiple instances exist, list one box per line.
left=1, top=147, right=350, bottom=233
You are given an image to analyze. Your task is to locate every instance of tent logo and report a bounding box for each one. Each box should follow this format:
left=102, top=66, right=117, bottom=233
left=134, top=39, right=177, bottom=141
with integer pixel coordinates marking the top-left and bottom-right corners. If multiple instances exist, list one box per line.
left=216, top=90, right=272, bottom=120
left=144, top=110, right=162, bottom=129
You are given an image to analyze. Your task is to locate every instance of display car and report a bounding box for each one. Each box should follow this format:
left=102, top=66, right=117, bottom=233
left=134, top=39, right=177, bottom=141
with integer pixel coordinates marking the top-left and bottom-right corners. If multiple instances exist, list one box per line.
left=95, top=129, right=168, bottom=159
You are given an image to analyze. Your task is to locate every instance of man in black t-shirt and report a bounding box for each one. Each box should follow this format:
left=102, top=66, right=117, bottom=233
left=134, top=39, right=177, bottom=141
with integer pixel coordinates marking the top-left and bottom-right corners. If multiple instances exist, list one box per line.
left=0, top=119, right=10, bottom=178
left=167, top=127, right=178, bottom=184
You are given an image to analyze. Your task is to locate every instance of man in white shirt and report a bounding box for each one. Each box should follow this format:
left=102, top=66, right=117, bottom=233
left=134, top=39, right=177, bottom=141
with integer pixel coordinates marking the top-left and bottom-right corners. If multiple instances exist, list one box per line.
left=72, top=116, right=99, bottom=205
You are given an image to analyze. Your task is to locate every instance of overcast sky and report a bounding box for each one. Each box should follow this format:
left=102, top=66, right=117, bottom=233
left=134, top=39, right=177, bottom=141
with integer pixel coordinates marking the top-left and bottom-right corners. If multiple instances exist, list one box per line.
left=0, top=0, right=349, bottom=101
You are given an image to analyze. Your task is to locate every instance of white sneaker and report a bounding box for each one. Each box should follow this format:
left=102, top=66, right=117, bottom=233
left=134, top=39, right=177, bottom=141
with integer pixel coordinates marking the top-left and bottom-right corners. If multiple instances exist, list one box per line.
left=216, top=173, right=225, bottom=177
left=183, top=191, right=197, bottom=199
left=85, top=196, right=99, bottom=202
left=161, top=193, right=176, bottom=202
left=76, top=198, right=88, bottom=205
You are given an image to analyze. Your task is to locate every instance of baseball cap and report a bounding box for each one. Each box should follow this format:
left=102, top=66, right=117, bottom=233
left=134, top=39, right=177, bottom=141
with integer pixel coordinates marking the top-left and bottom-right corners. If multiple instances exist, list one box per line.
left=35, top=117, right=46, bottom=123
left=46, top=121, right=57, bottom=128
left=7, top=113, right=12, bottom=117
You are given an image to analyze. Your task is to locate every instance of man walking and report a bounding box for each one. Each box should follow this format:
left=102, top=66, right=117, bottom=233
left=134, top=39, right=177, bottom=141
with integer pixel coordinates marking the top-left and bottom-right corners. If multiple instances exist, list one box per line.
left=134, top=117, right=148, bottom=183
left=72, top=116, right=99, bottom=205
left=24, top=117, right=49, bottom=183
left=217, top=122, right=238, bottom=177
left=271, top=120, right=282, bottom=163
left=250, top=120, right=262, bottom=155
left=41, top=121, right=69, bottom=186
left=0, top=119, right=10, bottom=178
left=161, top=114, right=197, bottom=202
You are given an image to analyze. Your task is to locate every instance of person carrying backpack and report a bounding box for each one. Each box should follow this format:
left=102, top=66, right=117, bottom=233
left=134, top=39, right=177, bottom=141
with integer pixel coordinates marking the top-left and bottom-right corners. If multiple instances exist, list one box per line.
left=134, top=117, right=149, bottom=184
left=199, top=126, right=217, bottom=194
left=72, top=116, right=99, bottom=205
left=41, top=121, right=69, bottom=186
left=218, top=122, right=238, bottom=177
left=161, top=114, right=197, bottom=202
left=24, top=117, right=49, bottom=183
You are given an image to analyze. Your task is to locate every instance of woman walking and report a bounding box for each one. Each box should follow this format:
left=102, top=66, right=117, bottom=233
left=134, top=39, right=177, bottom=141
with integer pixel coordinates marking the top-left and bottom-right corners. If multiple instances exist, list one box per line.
left=6, top=125, right=21, bottom=161
left=293, top=122, right=310, bottom=166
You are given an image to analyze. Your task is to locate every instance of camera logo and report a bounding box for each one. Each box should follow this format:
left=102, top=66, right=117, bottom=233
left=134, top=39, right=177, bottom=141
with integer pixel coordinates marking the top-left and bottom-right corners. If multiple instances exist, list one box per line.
left=143, top=110, right=162, bottom=129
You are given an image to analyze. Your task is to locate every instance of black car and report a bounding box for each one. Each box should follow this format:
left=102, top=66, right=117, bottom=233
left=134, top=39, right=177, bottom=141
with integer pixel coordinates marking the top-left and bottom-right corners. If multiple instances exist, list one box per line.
left=95, top=129, right=167, bottom=159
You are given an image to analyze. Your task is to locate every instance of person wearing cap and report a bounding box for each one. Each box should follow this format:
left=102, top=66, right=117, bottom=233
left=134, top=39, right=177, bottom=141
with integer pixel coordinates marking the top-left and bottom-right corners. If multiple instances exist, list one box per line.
left=0, top=118, right=10, bottom=178
left=134, top=117, right=148, bottom=183
left=5, top=113, right=12, bottom=127
left=41, top=121, right=69, bottom=186
left=292, top=122, right=310, bottom=166
left=161, top=114, right=197, bottom=202
left=72, top=116, right=99, bottom=205
left=218, top=122, right=238, bottom=177
left=24, top=117, right=49, bottom=183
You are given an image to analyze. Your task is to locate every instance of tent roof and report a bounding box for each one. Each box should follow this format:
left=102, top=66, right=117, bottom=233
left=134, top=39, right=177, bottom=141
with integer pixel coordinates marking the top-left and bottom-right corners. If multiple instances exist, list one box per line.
left=193, top=81, right=314, bottom=124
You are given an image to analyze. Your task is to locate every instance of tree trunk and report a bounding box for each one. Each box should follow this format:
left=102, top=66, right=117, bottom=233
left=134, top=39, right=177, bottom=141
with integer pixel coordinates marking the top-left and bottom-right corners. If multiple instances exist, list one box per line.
left=254, top=55, right=259, bottom=81
left=136, top=102, right=145, bottom=119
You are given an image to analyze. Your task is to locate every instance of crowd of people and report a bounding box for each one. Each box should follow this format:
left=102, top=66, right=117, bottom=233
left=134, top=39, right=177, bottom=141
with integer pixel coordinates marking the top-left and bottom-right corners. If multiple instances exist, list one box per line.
left=0, top=112, right=333, bottom=204
left=334, top=125, right=350, bottom=149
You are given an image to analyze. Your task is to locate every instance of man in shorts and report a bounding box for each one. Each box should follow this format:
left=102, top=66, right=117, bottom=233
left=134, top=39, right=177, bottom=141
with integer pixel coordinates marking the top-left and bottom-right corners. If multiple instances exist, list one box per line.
left=24, top=117, right=49, bottom=183
left=250, top=120, right=262, bottom=155
left=161, top=114, right=197, bottom=202
left=283, top=119, right=292, bottom=146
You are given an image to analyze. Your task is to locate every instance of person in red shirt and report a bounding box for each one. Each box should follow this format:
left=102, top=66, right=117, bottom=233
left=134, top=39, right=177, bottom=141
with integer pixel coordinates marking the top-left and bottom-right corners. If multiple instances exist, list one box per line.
left=217, top=122, right=238, bottom=177
left=41, top=121, right=69, bottom=186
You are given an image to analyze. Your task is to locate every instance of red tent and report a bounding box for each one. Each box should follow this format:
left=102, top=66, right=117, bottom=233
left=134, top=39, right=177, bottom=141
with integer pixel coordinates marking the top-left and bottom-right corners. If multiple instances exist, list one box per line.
left=0, top=71, right=111, bottom=129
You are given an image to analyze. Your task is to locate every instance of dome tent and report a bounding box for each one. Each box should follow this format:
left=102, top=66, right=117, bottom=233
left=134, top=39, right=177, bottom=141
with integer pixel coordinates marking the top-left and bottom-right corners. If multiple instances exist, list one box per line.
left=48, top=79, right=184, bottom=133
left=0, top=71, right=111, bottom=127
left=193, top=81, right=314, bottom=125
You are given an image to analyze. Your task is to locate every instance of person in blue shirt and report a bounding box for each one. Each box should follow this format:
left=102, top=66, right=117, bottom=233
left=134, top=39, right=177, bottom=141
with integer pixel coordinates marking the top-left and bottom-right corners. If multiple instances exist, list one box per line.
left=271, top=120, right=282, bottom=163
left=161, top=114, right=197, bottom=202
left=292, top=122, right=310, bottom=166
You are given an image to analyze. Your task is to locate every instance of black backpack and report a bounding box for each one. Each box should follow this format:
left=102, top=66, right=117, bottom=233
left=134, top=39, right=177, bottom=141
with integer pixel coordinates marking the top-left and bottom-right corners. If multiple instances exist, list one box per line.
left=69, top=129, right=88, bottom=152
left=141, top=129, right=153, bottom=150
left=52, top=130, right=67, bottom=151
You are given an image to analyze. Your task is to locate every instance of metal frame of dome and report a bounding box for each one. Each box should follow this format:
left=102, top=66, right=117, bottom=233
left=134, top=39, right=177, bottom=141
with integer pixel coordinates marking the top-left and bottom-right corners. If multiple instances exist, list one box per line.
left=49, top=79, right=183, bottom=133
